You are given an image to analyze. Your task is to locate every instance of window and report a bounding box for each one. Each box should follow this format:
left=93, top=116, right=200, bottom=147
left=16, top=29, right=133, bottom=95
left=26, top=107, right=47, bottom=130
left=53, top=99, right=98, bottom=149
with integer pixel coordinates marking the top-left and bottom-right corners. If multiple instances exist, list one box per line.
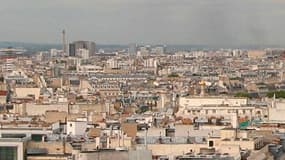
left=31, top=134, right=43, bottom=142
left=0, top=146, right=17, bottom=160
left=209, top=140, right=214, bottom=147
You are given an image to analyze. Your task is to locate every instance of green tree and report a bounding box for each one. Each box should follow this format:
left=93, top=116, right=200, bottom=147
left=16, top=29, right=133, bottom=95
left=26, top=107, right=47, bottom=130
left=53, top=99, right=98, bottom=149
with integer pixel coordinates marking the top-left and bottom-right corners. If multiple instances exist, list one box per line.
left=168, top=73, right=179, bottom=78
left=234, top=92, right=249, bottom=98
left=267, top=90, right=285, bottom=98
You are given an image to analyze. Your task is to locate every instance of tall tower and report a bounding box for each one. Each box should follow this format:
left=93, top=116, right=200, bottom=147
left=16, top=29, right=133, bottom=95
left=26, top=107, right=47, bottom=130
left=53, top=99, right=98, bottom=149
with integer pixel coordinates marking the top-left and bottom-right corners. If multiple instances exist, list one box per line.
left=62, top=30, right=67, bottom=55
left=128, top=43, right=137, bottom=56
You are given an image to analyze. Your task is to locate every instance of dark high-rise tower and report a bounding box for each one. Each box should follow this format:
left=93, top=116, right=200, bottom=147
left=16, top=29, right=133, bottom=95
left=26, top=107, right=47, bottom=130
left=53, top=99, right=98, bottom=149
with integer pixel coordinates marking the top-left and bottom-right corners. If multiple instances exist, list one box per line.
left=128, top=43, right=137, bottom=56
left=68, top=41, right=96, bottom=57
left=69, top=43, right=76, bottom=57
left=62, top=30, right=67, bottom=55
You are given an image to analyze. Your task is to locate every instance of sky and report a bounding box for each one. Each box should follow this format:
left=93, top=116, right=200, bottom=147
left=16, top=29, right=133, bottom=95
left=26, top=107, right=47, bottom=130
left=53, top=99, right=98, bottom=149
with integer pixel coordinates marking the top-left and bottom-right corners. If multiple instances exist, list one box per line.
left=0, top=0, right=285, bottom=47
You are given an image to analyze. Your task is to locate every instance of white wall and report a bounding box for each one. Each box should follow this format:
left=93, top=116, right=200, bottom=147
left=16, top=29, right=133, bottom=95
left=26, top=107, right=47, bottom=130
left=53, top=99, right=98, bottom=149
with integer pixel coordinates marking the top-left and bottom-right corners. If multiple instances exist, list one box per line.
left=269, top=101, right=285, bottom=121
left=25, top=103, right=68, bottom=116
left=15, top=88, right=41, bottom=100
left=67, top=121, right=87, bottom=136
left=269, top=108, right=285, bottom=121
left=179, top=97, right=248, bottom=107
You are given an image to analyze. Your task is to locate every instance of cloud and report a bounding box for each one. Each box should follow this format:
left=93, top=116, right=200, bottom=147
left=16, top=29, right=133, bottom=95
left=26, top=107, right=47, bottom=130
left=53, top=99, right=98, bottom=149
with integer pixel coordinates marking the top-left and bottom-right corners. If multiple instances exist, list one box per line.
left=0, top=0, right=284, bottom=47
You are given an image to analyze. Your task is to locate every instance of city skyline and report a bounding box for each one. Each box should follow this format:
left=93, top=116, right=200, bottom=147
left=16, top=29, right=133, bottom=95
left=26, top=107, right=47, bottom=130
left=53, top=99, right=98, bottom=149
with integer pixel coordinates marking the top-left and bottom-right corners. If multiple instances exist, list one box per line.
left=0, top=0, right=285, bottom=47
left=2, top=1, right=285, bottom=159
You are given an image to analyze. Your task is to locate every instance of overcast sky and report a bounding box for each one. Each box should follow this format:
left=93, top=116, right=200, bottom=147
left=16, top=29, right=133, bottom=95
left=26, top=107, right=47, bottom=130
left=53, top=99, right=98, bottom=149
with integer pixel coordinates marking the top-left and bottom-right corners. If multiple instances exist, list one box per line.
left=0, top=0, right=285, bottom=46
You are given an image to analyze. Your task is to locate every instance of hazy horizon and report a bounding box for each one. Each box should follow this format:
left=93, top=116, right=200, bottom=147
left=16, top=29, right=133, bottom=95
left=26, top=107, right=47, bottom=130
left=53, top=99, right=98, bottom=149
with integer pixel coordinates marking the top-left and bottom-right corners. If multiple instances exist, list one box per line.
left=1, top=0, right=285, bottom=47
